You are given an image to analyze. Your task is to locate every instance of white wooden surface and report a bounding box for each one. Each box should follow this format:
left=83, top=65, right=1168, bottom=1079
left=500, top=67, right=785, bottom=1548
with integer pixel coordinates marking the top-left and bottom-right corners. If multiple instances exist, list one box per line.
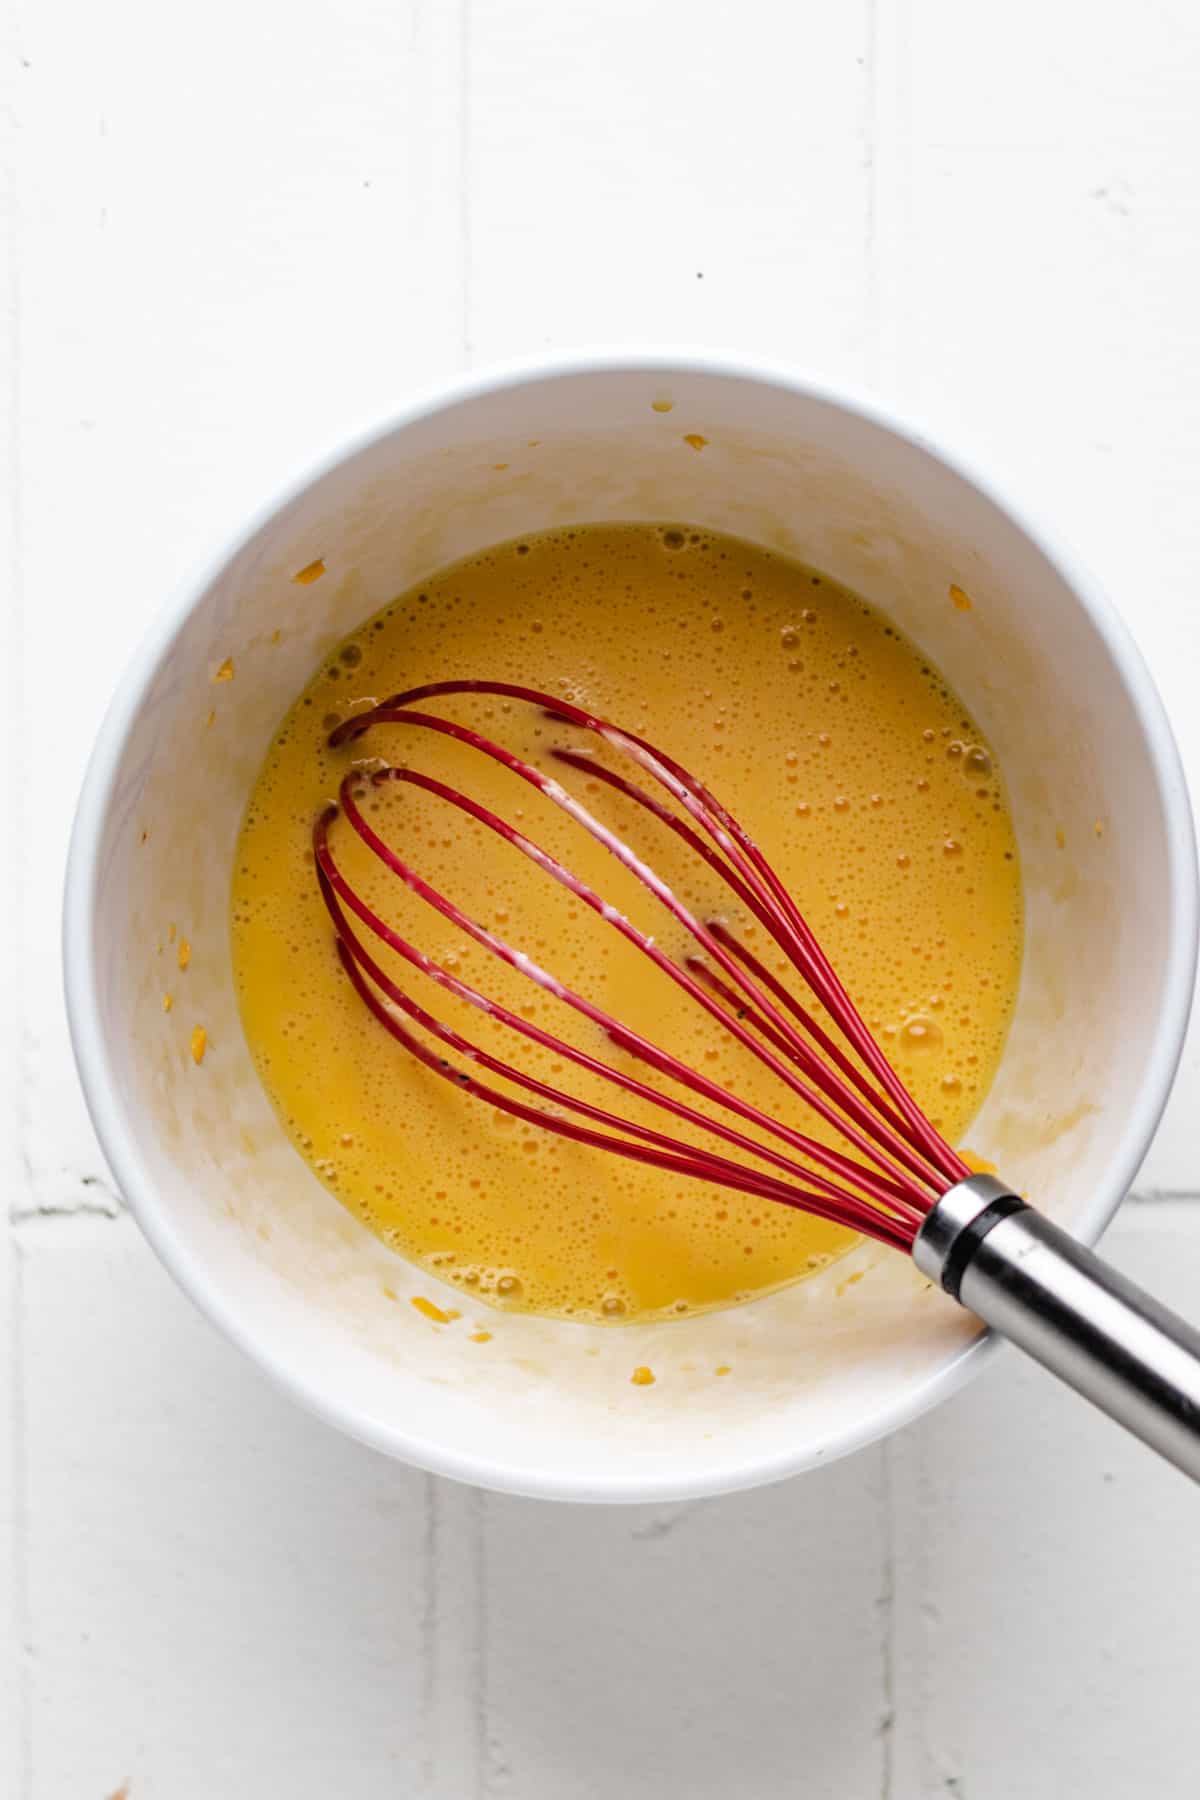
left=4, top=2, right=1200, bottom=1793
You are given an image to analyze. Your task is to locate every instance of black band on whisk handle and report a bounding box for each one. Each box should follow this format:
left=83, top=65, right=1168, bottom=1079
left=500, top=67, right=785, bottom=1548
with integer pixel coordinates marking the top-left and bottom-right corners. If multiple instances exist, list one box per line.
left=915, top=1175, right=1200, bottom=1483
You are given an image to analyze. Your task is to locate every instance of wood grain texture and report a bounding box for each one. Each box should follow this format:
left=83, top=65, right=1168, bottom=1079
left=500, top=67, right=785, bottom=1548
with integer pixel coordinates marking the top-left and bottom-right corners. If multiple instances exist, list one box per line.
left=4, top=1, right=1200, bottom=1794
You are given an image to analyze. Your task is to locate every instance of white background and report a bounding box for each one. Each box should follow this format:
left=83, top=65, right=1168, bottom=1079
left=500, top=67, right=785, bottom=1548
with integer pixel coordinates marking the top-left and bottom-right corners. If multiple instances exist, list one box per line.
left=4, top=2, right=1200, bottom=1794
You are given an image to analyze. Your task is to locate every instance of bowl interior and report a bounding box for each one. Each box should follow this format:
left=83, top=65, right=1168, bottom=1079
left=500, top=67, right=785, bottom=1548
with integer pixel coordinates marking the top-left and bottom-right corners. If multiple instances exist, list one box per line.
left=69, top=364, right=1190, bottom=1499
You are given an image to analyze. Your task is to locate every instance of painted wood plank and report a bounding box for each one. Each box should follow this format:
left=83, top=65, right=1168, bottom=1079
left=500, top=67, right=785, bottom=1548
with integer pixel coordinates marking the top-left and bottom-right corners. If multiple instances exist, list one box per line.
left=890, top=1206, right=1200, bottom=1799
left=871, top=0, right=1200, bottom=1194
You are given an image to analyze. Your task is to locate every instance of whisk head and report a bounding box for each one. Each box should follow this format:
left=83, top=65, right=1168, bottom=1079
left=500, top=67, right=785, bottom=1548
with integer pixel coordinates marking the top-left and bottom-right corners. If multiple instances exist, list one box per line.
left=312, top=680, right=971, bottom=1255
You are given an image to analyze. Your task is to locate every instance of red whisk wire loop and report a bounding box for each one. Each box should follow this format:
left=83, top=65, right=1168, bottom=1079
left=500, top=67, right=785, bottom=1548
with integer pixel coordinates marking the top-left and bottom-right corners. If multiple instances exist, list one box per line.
left=318, top=681, right=972, bottom=1250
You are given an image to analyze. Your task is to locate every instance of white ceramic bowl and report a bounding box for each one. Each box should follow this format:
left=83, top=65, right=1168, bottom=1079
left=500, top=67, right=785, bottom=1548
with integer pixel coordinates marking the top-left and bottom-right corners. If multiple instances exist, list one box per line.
left=64, top=354, right=1197, bottom=1502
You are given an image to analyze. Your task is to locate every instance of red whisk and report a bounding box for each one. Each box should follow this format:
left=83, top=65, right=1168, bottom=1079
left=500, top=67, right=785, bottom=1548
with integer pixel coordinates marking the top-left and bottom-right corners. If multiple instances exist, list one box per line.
left=314, top=679, right=1200, bottom=1483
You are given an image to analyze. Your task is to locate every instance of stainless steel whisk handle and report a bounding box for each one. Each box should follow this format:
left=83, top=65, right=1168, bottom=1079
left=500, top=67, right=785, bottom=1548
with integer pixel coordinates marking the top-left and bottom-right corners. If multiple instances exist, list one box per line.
left=915, top=1174, right=1200, bottom=1483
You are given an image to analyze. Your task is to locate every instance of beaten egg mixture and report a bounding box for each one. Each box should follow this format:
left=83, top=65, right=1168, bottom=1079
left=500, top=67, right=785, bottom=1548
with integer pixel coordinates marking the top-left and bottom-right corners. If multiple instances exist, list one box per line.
left=232, top=525, right=1022, bottom=1323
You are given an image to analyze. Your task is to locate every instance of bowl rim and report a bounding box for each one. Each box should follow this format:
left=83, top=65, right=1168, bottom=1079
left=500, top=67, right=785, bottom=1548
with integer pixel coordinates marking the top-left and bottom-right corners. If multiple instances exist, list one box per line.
left=62, top=348, right=1199, bottom=1502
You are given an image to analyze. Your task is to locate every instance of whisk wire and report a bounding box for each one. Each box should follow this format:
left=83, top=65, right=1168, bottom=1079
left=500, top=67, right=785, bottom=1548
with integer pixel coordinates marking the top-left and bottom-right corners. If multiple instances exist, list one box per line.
left=316, top=840, right=917, bottom=1244
left=334, top=743, right=933, bottom=1203
left=319, top=680, right=971, bottom=1248
left=317, top=778, right=922, bottom=1225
